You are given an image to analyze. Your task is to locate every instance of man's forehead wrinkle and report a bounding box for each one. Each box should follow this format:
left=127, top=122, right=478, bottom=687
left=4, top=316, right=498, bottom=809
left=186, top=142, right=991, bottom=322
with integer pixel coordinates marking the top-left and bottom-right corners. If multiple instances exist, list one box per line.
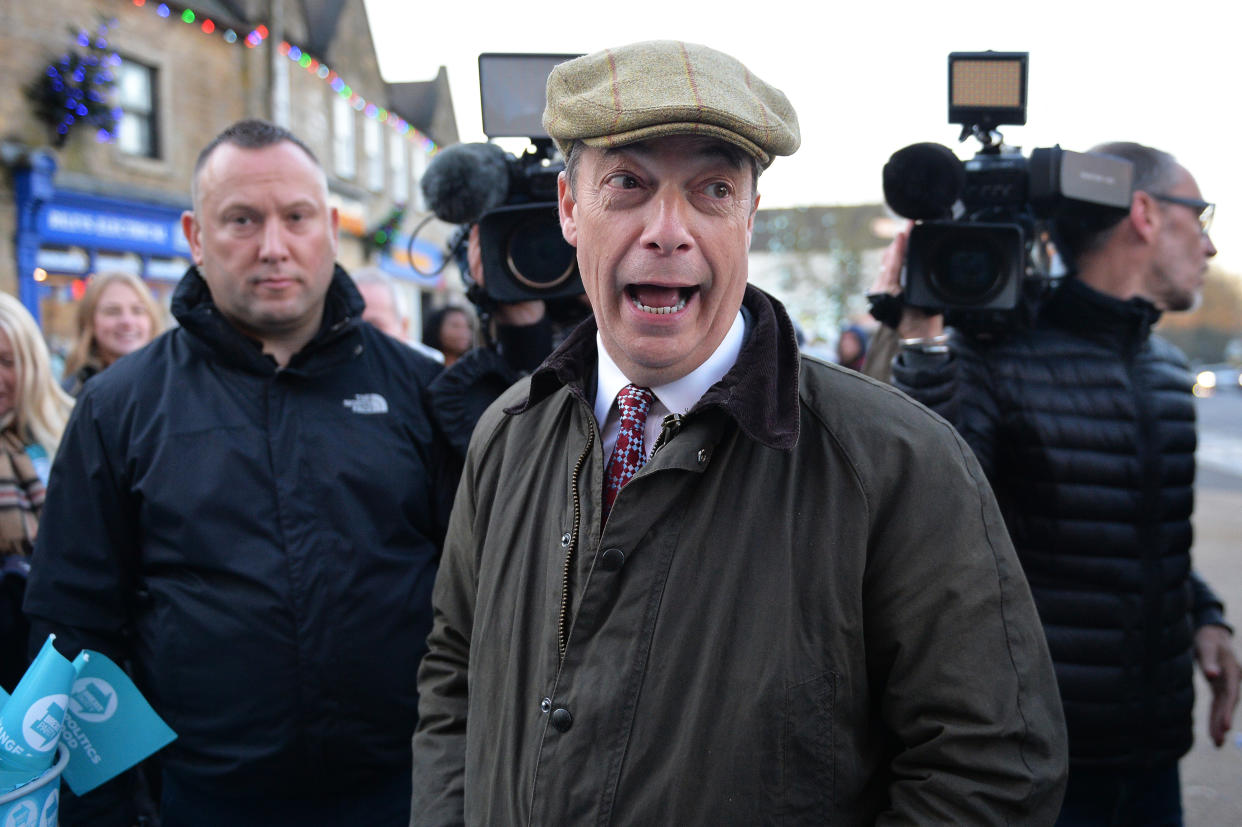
left=215, top=190, right=319, bottom=210
left=203, top=171, right=327, bottom=217
left=600, top=139, right=747, bottom=170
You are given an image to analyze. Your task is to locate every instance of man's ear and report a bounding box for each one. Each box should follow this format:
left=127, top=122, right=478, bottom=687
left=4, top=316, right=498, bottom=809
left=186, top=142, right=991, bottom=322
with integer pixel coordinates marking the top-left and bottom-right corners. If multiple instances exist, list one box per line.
left=181, top=211, right=204, bottom=266
left=1129, top=190, right=1161, bottom=244
left=558, top=172, right=578, bottom=247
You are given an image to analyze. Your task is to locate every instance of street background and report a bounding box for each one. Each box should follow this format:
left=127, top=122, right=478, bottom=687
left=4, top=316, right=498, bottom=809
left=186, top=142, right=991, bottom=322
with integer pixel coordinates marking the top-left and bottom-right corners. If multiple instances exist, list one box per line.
left=1183, top=390, right=1242, bottom=826
left=365, top=0, right=1242, bottom=276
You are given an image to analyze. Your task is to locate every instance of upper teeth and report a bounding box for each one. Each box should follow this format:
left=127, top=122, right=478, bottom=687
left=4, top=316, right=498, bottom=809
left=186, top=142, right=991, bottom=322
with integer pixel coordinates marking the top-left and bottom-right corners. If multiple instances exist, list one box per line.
left=632, top=296, right=687, bottom=315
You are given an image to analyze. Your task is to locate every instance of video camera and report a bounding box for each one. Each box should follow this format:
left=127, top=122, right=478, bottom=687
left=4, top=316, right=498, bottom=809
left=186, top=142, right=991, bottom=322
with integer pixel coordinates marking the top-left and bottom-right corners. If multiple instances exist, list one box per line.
left=421, top=53, right=584, bottom=305
left=882, top=52, right=1134, bottom=333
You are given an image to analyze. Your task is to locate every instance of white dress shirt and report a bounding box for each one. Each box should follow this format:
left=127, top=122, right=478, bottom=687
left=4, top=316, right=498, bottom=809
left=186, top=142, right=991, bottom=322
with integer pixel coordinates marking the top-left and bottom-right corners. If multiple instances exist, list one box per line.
left=595, top=311, right=746, bottom=462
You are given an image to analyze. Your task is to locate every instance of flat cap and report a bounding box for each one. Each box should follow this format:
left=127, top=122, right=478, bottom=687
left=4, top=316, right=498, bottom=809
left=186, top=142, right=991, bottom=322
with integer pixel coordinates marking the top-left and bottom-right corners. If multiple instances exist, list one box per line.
left=543, top=40, right=800, bottom=169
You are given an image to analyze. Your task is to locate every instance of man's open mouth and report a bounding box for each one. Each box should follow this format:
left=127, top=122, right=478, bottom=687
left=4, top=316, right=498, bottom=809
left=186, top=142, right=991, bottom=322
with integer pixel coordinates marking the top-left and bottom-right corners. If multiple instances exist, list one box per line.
left=627, top=285, right=697, bottom=315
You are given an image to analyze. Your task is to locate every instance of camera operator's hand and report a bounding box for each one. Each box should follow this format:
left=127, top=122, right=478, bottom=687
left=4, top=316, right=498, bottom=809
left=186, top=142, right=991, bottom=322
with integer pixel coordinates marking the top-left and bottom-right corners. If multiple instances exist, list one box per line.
left=872, top=223, right=944, bottom=342
left=468, top=225, right=545, bottom=327
left=1195, top=624, right=1240, bottom=747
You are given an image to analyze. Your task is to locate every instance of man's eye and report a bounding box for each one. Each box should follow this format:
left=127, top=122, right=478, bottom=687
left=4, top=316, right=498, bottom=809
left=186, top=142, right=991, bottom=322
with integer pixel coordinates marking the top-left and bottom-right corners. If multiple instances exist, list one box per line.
left=705, top=182, right=733, bottom=199
left=605, top=174, right=640, bottom=189
left=229, top=215, right=253, bottom=226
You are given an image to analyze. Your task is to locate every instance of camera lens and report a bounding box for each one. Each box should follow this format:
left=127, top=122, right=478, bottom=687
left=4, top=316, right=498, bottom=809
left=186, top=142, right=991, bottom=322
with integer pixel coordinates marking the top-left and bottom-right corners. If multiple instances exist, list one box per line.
left=930, top=238, right=1006, bottom=305
left=505, top=213, right=577, bottom=291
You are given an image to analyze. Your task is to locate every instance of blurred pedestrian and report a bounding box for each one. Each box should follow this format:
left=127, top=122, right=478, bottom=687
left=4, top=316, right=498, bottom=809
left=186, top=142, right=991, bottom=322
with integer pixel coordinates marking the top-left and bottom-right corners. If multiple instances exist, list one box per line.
left=0, top=292, right=73, bottom=692
left=422, top=305, right=473, bottom=367
left=61, top=270, right=164, bottom=396
left=351, top=266, right=445, bottom=362
left=352, top=265, right=410, bottom=340
left=835, top=323, right=869, bottom=371
left=24, top=119, right=454, bottom=826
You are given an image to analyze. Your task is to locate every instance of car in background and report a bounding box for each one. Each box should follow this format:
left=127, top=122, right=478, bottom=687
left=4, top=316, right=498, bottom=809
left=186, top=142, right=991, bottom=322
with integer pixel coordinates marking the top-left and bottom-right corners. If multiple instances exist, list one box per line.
left=1193, top=363, right=1242, bottom=397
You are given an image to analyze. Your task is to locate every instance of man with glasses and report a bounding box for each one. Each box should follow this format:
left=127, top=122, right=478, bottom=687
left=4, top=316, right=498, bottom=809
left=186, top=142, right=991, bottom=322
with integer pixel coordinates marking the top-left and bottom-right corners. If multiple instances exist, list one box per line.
left=875, top=141, right=1239, bottom=825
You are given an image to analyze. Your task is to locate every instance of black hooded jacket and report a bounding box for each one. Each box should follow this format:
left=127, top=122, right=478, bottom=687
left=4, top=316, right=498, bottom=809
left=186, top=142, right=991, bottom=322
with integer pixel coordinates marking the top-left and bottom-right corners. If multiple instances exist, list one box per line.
left=24, top=266, right=455, bottom=799
left=892, top=275, right=1226, bottom=768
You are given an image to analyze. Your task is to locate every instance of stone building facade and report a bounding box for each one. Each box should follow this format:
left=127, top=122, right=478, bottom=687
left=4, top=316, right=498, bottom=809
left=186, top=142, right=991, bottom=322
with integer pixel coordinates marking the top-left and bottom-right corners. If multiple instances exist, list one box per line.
left=0, top=0, right=458, bottom=356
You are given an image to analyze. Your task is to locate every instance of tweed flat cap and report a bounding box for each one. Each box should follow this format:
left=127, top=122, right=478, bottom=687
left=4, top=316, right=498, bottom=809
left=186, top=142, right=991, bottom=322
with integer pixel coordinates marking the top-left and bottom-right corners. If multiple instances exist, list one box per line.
left=543, top=41, right=800, bottom=169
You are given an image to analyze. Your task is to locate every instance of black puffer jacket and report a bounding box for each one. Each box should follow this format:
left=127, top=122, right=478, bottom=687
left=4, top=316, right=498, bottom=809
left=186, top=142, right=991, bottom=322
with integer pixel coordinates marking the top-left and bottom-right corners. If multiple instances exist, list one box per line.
left=25, top=266, right=455, bottom=800
left=892, top=275, right=1224, bottom=769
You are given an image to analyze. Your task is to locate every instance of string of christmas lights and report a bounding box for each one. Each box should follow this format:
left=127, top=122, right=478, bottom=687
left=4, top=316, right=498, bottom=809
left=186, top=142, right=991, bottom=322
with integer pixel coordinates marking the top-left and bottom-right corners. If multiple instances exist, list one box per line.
left=279, top=42, right=438, bottom=154
left=130, top=0, right=269, bottom=46
left=128, top=0, right=436, bottom=152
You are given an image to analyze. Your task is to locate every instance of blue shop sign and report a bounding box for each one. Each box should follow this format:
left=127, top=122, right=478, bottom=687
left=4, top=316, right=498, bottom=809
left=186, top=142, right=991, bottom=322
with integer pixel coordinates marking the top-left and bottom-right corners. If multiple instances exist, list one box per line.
left=37, top=192, right=190, bottom=258
left=380, top=234, right=446, bottom=289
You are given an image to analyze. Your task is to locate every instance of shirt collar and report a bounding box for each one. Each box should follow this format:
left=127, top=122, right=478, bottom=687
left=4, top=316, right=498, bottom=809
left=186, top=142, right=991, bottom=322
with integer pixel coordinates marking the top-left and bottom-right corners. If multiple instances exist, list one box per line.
left=594, top=311, right=746, bottom=425
left=514, top=285, right=801, bottom=453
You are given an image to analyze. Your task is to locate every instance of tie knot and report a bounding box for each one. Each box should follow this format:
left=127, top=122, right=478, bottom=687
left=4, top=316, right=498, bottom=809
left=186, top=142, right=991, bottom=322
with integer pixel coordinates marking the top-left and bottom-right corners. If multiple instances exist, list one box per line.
left=617, top=384, right=654, bottom=418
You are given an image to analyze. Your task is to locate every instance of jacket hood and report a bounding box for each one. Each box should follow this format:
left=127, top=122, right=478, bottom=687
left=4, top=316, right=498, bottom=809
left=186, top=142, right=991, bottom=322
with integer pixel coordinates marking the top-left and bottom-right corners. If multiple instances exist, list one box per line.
left=512, top=284, right=801, bottom=451
left=170, top=264, right=365, bottom=376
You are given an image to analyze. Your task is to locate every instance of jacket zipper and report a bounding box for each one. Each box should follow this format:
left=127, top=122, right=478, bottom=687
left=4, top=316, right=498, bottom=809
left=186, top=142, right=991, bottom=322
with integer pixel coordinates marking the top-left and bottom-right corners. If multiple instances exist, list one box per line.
left=559, top=426, right=594, bottom=660
left=651, top=413, right=684, bottom=458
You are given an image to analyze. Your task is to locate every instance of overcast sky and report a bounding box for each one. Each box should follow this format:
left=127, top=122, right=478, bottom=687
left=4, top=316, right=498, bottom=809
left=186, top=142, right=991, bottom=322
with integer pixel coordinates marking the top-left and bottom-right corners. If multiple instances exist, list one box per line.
left=364, top=0, right=1241, bottom=273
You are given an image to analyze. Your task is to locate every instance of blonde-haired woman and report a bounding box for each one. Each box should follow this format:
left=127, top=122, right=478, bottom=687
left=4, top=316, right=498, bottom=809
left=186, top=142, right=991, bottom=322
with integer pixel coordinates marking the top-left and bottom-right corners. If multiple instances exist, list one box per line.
left=61, top=271, right=164, bottom=396
left=0, top=292, right=74, bottom=690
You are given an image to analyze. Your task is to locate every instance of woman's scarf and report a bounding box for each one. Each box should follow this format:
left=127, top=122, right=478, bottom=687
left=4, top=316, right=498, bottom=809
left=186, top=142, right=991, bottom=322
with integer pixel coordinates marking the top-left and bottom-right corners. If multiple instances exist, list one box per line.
left=0, top=428, right=45, bottom=559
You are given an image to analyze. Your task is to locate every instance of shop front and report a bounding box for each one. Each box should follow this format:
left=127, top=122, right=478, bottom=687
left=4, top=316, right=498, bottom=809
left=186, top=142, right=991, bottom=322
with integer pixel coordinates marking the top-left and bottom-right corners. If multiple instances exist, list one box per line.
left=12, top=152, right=191, bottom=357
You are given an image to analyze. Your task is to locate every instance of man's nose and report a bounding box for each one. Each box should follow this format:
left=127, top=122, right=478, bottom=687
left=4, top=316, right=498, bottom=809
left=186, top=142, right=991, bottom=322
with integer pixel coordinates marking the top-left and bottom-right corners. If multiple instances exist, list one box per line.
left=640, top=190, right=694, bottom=254
left=259, top=219, right=291, bottom=260
left=1204, top=232, right=1218, bottom=258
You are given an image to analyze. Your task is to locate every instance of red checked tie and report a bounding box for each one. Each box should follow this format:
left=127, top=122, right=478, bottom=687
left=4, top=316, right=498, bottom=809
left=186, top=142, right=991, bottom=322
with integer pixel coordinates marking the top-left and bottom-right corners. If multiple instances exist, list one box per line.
left=603, top=384, right=655, bottom=520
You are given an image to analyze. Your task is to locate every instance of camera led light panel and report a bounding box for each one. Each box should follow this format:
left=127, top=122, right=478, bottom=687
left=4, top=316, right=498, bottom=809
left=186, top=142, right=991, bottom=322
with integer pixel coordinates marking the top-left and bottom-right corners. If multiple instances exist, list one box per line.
left=948, top=52, right=1028, bottom=128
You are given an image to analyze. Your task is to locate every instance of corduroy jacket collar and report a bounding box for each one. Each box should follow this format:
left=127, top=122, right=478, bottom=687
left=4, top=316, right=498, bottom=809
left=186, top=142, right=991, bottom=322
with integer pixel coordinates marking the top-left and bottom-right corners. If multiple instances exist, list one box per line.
left=511, top=284, right=801, bottom=451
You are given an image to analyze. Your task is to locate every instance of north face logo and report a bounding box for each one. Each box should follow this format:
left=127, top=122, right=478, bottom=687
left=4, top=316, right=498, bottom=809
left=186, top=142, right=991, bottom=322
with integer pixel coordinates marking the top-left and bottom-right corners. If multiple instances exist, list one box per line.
left=343, top=393, right=389, bottom=414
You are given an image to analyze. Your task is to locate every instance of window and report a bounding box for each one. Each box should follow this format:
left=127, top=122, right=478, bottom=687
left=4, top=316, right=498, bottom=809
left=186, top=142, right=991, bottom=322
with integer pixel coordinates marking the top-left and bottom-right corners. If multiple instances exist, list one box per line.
left=390, top=132, right=408, bottom=203
left=364, top=118, right=384, bottom=191
left=333, top=96, right=356, bottom=179
left=117, top=59, right=158, bottom=158
left=411, top=143, right=429, bottom=211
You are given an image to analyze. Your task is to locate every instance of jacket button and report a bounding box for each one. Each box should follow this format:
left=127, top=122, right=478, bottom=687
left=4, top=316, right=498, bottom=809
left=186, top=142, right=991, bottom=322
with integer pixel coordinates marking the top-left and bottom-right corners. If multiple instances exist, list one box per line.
left=540, top=697, right=552, bottom=714
left=561, top=532, right=572, bottom=548
left=697, top=448, right=710, bottom=463
left=550, top=707, right=573, bottom=732
left=599, top=548, right=625, bottom=571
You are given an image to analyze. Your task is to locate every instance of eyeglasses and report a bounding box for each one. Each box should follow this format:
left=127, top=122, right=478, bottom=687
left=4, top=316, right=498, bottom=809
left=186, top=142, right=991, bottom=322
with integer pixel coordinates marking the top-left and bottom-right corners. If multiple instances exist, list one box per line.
left=1150, top=193, right=1215, bottom=235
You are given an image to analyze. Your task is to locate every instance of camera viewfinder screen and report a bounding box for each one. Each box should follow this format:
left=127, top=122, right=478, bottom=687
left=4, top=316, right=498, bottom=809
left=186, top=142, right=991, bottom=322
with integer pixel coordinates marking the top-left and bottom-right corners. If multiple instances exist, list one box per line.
left=479, top=53, right=581, bottom=140
left=948, top=52, right=1027, bottom=127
